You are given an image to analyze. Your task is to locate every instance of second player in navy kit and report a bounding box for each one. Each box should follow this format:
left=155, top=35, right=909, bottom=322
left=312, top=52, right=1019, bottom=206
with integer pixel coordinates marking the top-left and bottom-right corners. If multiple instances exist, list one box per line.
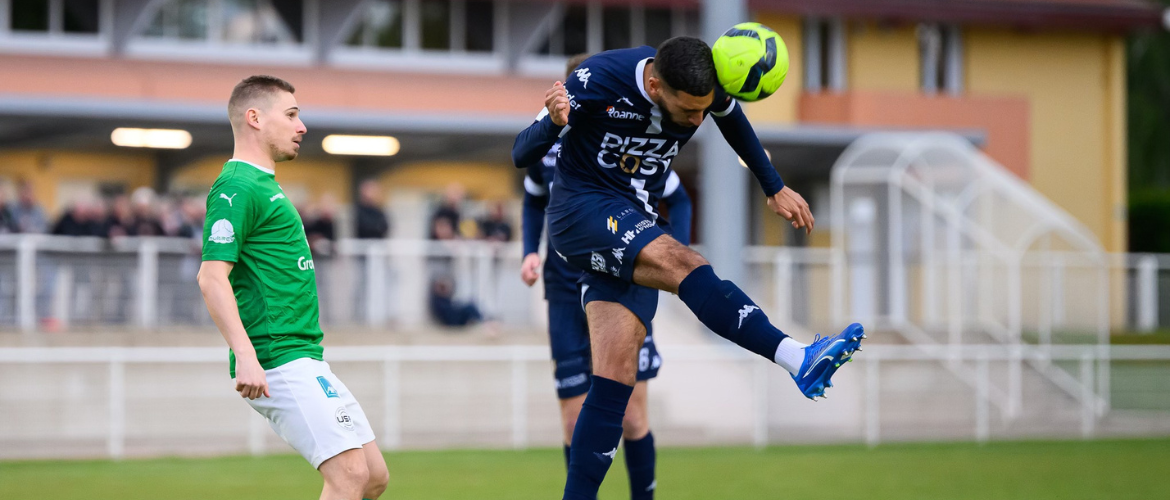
left=513, top=37, right=865, bottom=500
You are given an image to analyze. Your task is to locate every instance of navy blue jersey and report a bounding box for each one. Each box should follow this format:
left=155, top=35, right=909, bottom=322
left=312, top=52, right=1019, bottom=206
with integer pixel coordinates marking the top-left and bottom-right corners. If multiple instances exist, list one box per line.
left=546, top=46, right=735, bottom=220
left=523, top=137, right=691, bottom=302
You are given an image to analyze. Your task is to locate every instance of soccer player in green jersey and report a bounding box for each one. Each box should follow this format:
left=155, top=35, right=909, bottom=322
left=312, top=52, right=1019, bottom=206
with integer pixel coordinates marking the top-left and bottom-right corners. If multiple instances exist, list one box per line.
left=197, top=75, right=389, bottom=500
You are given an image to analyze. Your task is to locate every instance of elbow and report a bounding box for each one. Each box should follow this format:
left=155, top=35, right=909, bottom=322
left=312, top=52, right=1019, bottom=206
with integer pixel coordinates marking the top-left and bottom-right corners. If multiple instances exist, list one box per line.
left=511, top=140, right=528, bottom=169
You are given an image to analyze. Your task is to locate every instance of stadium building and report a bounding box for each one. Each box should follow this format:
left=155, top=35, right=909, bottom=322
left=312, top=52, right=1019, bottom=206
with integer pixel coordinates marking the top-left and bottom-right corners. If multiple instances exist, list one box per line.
left=0, top=0, right=1161, bottom=251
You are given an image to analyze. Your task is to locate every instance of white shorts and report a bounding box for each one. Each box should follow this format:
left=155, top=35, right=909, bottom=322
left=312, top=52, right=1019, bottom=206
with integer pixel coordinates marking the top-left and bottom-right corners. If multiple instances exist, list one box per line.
left=241, top=357, right=375, bottom=468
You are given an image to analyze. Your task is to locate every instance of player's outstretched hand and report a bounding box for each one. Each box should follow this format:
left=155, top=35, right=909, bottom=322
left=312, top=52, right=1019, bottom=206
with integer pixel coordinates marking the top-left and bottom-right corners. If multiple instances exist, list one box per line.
left=234, top=356, right=269, bottom=400
left=545, top=81, right=570, bottom=127
left=767, top=186, right=815, bottom=235
left=520, top=253, right=541, bottom=287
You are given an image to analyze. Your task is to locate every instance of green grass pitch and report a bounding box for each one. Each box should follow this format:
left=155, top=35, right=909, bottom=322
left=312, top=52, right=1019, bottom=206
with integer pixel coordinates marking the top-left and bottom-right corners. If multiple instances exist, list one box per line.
left=2, top=439, right=1168, bottom=499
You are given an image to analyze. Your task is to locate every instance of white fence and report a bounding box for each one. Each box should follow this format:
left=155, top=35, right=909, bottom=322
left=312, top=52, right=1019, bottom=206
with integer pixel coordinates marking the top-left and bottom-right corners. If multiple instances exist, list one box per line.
left=4, top=234, right=1170, bottom=335
left=1, top=344, right=1168, bottom=460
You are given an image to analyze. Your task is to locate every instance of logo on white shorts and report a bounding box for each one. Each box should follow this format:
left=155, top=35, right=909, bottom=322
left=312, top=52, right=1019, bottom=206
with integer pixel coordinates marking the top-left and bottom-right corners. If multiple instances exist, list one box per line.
left=317, top=376, right=338, bottom=398
left=335, top=407, right=354, bottom=430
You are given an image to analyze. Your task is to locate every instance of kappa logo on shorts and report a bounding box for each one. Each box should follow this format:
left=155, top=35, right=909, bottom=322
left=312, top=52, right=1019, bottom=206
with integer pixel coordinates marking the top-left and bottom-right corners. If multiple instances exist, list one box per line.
left=335, top=407, right=355, bottom=431
left=317, top=376, right=339, bottom=398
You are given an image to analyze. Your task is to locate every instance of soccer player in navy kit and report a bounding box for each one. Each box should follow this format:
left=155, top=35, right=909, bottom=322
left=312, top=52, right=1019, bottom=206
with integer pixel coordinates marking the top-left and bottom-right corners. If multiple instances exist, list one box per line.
left=512, top=37, right=865, bottom=500
left=519, top=53, right=692, bottom=500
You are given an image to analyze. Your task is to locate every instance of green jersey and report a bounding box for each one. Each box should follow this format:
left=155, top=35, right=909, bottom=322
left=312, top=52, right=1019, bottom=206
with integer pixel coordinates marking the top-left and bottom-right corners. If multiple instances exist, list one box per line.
left=202, top=159, right=323, bottom=377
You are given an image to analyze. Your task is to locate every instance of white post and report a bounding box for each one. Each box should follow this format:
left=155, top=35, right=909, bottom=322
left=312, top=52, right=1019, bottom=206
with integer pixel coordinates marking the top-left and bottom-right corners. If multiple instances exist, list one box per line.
left=382, top=358, right=401, bottom=450
left=1097, top=263, right=1111, bottom=414
left=511, top=355, right=528, bottom=449
left=1137, top=255, right=1158, bottom=333
left=1007, top=258, right=1022, bottom=419
left=772, top=250, right=793, bottom=325
left=137, top=239, right=159, bottom=330
left=248, top=411, right=267, bottom=456
left=865, top=356, right=880, bottom=447
left=947, top=220, right=962, bottom=354
left=108, top=357, right=126, bottom=460
left=1007, top=343, right=1021, bottom=419
left=17, top=235, right=36, bottom=333
left=888, top=183, right=907, bottom=325
left=752, top=360, right=769, bottom=449
left=922, top=194, right=937, bottom=328
left=1038, top=250, right=1052, bottom=351
left=1050, top=254, right=1065, bottom=330
left=366, top=245, right=387, bottom=327
left=476, top=245, right=494, bottom=318
left=975, top=354, right=990, bottom=444
left=1079, top=352, right=1095, bottom=439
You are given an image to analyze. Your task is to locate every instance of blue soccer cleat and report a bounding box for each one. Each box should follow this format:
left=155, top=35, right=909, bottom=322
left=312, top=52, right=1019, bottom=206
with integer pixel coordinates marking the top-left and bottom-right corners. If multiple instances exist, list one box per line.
left=792, top=323, right=865, bottom=400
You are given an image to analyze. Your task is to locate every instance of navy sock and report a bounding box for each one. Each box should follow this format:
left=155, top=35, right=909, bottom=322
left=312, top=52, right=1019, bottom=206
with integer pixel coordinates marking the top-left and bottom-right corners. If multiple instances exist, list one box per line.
left=563, top=444, right=571, bottom=470
left=563, top=376, right=633, bottom=500
left=677, top=265, right=789, bottom=360
left=624, top=432, right=656, bottom=500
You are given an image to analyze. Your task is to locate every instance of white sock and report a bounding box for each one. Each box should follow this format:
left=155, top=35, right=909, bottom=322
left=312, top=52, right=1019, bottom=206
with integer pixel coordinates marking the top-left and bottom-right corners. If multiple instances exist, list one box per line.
left=774, top=337, right=807, bottom=375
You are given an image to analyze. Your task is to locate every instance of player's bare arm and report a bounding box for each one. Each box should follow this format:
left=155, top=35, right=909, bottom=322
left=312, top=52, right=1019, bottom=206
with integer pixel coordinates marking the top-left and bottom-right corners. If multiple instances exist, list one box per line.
left=768, top=186, right=814, bottom=234
left=196, top=260, right=269, bottom=400
left=520, top=253, right=541, bottom=286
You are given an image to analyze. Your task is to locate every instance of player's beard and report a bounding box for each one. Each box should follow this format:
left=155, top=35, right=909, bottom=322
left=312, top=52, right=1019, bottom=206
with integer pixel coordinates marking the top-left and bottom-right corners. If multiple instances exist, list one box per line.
left=268, top=140, right=298, bottom=162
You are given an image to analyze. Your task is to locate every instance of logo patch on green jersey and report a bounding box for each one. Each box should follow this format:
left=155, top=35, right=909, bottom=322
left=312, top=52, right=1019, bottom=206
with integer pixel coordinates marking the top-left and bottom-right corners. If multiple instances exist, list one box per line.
left=209, top=219, right=234, bottom=244
left=317, top=376, right=339, bottom=398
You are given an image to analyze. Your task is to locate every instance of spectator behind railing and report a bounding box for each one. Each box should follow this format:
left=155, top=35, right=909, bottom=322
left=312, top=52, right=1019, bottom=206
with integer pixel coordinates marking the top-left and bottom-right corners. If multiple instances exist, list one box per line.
left=355, top=180, right=390, bottom=239
left=304, top=193, right=337, bottom=255
left=51, top=197, right=106, bottom=237
left=10, top=181, right=47, bottom=233
left=477, top=201, right=512, bottom=242
left=430, top=183, right=465, bottom=240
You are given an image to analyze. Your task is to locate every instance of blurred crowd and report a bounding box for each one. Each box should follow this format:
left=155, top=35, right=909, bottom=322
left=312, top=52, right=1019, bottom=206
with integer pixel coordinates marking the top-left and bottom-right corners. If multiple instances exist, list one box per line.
left=0, top=182, right=206, bottom=239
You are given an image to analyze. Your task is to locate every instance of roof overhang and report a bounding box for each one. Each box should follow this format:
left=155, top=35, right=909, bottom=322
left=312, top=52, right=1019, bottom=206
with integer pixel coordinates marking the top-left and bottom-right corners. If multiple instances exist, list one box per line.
left=751, top=0, right=1165, bottom=33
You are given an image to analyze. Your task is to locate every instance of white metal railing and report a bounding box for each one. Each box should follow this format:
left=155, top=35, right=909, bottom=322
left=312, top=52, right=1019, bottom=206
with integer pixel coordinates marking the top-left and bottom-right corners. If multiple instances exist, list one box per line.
left=0, top=344, right=1167, bottom=460
left=3, top=234, right=1170, bottom=336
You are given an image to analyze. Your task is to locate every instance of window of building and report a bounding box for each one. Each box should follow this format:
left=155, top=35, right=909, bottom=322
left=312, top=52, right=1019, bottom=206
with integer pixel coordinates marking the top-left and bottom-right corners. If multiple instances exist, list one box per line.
left=420, top=0, right=449, bottom=50
left=143, top=0, right=209, bottom=40
left=345, top=0, right=494, bottom=53
left=643, top=6, right=671, bottom=47
left=346, top=0, right=403, bottom=48
left=142, top=0, right=300, bottom=44
left=9, top=0, right=101, bottom=34
left=463, top=0, right=492, bottom=52
left=803, top=17, right=846, bottom=92
left=918, top=23, right=962, bottom=95
left=536, top=2, right=697, bottom=57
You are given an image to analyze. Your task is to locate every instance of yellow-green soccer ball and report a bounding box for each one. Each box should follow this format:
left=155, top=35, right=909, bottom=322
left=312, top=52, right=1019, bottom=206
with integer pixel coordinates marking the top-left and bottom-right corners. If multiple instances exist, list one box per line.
left=712, top=22, right=789, bottom=101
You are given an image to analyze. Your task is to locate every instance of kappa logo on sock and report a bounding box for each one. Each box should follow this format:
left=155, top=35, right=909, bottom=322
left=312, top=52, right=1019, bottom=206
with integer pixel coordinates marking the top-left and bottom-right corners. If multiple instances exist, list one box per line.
left=646, top=480, right=657, bottom=492
left=738, top=305, right=760, bottom=328
left=594, top=447, right=618, bottom=462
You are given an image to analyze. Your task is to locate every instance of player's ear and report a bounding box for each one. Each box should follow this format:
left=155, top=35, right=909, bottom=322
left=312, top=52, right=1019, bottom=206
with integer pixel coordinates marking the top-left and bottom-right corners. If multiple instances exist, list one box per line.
left=246, top=108, right=262, bottom=130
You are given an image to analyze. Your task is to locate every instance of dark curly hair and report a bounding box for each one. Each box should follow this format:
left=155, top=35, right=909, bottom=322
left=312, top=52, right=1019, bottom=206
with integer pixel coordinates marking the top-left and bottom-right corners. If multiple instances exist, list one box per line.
left=653, top=36, right=716, bottom=97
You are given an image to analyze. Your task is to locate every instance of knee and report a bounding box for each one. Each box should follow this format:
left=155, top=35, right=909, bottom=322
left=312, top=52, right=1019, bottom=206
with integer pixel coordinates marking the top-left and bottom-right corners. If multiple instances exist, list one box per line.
left=622, top=406, right=649, bottom=440
left=325, top=458, right=370, bottom=491
left=665, top=246, right=708, bottom=281
left=366, top=464, right=390, bottom=497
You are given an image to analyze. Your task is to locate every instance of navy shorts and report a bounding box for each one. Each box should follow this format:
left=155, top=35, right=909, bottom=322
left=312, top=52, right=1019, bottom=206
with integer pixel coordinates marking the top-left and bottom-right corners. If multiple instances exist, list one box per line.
left=547, top=298, right=661, bottom=400
left=548, top=197, right=666, bottom=284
